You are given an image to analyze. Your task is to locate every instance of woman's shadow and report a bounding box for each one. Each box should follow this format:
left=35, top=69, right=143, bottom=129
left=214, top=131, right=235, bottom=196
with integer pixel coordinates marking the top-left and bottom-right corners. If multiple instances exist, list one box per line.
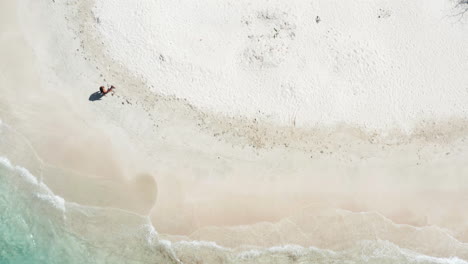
left=89, top=92, right=104, bottom=101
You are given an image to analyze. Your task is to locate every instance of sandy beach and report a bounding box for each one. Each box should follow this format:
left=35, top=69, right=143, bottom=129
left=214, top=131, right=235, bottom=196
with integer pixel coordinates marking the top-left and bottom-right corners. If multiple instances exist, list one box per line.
left=1, top=0, right=468, bottom=262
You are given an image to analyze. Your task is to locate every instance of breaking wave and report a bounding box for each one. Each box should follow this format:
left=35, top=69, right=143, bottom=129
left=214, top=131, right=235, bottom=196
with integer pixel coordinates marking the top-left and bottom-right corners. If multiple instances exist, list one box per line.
left=1, top=121, right=467, bottom=264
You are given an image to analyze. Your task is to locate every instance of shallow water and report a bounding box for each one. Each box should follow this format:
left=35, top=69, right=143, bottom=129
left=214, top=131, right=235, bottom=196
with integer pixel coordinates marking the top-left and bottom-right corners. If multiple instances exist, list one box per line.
left=1, top=122, right=468, bottom=264
left=0, top=157, right=178, bottom=264
left=2, top=158, right=467, bottom=264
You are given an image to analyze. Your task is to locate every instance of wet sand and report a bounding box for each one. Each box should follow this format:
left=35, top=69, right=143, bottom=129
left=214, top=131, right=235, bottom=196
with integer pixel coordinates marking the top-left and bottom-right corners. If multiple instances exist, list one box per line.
left=1, top=0, right=468, bottom=259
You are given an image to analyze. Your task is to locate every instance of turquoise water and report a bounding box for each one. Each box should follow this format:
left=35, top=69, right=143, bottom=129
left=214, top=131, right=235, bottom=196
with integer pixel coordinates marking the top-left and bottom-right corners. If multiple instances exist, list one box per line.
left=1, top=121, right=468, bottom=263
left=0, top=158, right=178, bottom=264
left=2, top=161, right=468, bottom=264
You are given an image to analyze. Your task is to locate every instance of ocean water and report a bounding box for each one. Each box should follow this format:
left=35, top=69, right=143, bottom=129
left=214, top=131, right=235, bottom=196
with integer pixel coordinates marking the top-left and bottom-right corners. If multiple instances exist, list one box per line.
left=1, top=121, right=467, bottom=264
left=0, top=121, right=178, bottom=264
left=0, top=157, right=178, bottom=264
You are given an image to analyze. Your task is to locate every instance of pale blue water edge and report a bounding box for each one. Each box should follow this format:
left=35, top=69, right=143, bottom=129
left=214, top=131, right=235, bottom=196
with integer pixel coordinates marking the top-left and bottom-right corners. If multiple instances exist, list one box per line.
left=1, top=120, right=468, bottom=263
left=0, top=157, right=178, bottom=264
left=3, top=158, right=468, bottom=264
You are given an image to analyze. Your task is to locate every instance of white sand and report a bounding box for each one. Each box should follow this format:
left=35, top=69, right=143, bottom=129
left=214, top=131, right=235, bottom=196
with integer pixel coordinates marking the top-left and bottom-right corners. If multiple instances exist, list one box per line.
left=2, top=0, right=468, bottom=258
left=94, top=0, right=468, bottom=132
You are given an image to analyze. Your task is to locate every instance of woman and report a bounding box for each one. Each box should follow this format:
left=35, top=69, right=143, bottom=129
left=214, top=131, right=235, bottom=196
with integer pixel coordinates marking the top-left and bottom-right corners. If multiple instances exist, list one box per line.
left=99, top=85, right=115, bottom=95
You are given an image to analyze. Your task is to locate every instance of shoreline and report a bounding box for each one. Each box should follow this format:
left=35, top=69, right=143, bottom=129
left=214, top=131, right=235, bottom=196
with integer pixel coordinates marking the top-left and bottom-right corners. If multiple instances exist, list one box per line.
left=1, top=0, right=468, bottom=258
